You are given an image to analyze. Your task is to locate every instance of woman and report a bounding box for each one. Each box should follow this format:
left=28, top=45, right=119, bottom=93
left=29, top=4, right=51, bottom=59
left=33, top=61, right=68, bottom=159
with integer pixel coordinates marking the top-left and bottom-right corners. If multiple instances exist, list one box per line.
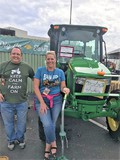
left=34, top=51, right=70, bottom=159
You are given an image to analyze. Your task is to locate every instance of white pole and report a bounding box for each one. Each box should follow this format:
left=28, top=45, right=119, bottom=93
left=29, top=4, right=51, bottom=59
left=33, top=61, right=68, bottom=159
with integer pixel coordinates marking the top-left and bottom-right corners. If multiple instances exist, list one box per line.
left=70, top=0, right=72, bottom=24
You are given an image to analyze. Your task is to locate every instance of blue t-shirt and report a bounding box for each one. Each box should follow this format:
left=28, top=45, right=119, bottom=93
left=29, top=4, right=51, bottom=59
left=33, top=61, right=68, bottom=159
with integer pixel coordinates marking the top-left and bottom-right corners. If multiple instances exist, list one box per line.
left=34, top=67, right=65, bottom=95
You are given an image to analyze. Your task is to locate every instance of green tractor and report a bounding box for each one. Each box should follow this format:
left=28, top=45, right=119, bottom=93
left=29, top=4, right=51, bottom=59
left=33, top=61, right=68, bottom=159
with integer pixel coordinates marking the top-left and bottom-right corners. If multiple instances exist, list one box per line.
left=38, top=24, right=120, bottom=141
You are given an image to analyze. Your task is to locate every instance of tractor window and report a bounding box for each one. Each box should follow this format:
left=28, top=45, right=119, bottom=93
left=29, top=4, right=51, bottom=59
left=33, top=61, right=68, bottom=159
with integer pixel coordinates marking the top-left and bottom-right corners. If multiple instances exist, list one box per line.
left=58, top=45, right=74, bottom=64
left=49, top=26, right=102, bottom=64
left=58, top=37, right=100, bottom=62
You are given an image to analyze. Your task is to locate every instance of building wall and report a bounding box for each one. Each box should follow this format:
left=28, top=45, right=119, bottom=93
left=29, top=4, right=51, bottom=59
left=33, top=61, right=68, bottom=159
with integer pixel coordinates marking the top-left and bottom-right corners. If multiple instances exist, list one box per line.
left=5, top=27, right=49, bottom=41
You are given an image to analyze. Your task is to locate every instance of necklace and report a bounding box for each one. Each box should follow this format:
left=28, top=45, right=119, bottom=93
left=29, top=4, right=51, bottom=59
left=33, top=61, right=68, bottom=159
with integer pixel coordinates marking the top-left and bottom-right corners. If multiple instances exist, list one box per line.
left=42, top=68, right=56, bottom=95
left=46, top=68, right=56, bottom=82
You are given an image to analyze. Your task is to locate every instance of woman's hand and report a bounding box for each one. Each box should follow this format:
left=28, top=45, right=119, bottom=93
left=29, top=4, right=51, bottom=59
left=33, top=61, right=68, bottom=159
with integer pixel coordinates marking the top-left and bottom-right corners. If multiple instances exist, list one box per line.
left=62, top=87, right=70, bottom=95
left=40, top=102, right=49, bottom=114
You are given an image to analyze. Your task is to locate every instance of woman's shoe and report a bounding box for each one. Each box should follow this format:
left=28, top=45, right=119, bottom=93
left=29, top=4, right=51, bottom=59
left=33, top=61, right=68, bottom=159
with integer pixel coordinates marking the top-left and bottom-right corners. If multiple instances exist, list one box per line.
left=44, top=151, right=50, bottom=160
left=51, top=146, right=57, bottom=159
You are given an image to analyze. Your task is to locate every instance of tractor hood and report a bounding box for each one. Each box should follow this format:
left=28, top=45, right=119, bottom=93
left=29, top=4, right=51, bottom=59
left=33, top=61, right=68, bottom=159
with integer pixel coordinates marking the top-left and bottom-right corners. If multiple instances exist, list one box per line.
left=69, top=57, right=111, bottom=75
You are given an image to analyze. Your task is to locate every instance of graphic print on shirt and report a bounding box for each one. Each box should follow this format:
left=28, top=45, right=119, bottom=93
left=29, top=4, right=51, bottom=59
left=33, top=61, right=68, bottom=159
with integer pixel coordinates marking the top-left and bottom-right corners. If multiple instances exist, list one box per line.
left=8, top=68, right=22, bottom=93
left=11, top=68, right=21, bottom=74
left=43, top=73, right=60, bottom=87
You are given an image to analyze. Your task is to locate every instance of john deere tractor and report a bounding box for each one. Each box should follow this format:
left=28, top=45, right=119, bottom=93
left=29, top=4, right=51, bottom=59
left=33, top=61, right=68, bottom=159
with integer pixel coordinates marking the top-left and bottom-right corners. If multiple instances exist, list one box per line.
left=38, top=24, right=120, bottom=141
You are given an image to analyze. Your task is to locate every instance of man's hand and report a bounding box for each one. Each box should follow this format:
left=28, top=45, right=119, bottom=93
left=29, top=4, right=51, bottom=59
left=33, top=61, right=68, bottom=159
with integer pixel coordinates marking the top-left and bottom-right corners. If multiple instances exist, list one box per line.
left=0, top=93, right=4, bottom=102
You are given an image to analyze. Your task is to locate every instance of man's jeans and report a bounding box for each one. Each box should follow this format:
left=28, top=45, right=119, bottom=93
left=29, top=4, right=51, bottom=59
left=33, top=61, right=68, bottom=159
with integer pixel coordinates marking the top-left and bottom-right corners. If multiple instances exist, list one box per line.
left=1, top=101, right=28, bottom=143
left=36, top=95, right=62, bottom=144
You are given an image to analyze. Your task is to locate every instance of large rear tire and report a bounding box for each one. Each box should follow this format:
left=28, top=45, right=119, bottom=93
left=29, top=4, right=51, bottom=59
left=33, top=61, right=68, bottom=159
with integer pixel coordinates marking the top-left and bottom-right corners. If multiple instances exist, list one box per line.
left=106, top=90, right=120, bottom=141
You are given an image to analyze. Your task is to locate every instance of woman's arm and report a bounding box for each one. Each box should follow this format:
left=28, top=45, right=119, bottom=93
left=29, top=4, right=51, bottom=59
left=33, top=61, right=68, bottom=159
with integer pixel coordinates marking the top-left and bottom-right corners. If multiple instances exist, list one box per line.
left=34, top=78, right=48, bottom=114
left=61, top=81, right=70, bottom=95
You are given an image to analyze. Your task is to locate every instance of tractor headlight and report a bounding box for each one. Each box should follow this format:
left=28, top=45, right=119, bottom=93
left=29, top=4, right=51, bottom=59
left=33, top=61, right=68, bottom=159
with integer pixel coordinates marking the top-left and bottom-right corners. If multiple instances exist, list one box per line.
left=62, top=27, right=66, bottom=32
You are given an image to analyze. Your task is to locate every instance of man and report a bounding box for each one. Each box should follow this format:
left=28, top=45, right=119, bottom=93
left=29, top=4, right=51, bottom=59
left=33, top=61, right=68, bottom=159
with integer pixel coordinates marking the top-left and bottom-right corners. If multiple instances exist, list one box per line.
left=0, top=47, right=34, bottom=150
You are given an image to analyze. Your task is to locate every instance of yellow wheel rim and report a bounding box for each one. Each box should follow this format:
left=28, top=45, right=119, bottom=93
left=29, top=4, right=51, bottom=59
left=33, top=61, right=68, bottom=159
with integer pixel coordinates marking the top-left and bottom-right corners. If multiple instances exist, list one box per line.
left=108, top=117, right=120, bottom=131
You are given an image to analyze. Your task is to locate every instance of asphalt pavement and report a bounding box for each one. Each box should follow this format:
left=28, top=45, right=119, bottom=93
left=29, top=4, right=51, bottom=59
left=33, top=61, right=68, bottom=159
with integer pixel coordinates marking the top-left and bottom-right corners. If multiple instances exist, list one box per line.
left=0, top=96, right=120, bottom=160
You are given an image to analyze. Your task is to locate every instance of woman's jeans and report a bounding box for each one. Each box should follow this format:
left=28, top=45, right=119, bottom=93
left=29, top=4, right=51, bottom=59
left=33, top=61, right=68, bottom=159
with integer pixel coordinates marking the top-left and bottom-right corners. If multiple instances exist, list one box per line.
left=1, top=101, right=28, bottom=143
left=36, top=95, right=62, bottom=144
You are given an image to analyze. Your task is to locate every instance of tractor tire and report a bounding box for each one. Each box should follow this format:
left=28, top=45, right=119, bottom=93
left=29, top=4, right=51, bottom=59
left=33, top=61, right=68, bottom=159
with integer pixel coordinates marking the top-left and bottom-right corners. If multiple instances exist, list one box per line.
left=106, top=90, right=120, bottom=141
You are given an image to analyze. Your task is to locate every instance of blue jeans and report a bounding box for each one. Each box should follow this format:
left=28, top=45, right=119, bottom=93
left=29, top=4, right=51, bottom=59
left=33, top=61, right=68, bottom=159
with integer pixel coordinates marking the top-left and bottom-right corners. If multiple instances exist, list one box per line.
left=1, top=101, right=28, bottom=143
left=36, top=95, right=62, bottom=144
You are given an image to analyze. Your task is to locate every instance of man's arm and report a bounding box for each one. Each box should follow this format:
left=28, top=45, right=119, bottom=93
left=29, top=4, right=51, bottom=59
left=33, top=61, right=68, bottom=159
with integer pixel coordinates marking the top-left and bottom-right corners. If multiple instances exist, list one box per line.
left=0, top=90, right=4, bottom=102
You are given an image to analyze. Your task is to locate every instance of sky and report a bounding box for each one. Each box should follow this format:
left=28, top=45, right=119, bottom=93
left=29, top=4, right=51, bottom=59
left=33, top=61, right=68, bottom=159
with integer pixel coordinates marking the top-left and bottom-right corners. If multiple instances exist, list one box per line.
left=0, top=0, right=120, bottom=52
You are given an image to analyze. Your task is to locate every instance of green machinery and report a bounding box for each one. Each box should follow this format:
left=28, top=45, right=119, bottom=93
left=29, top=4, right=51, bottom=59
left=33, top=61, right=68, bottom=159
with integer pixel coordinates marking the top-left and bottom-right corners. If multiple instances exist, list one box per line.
left=47, top=24, right=120, bottom=141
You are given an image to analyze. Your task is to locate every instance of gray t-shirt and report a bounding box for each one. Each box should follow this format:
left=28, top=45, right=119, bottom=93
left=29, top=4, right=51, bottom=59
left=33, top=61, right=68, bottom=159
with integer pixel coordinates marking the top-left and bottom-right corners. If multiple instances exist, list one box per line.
left=0, top=61, right=34, bottom=103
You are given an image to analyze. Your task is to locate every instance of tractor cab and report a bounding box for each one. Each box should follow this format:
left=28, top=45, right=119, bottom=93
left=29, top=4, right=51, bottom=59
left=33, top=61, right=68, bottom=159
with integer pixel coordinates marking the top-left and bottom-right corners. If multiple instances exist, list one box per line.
left=48, top=24, right=108, bottom=72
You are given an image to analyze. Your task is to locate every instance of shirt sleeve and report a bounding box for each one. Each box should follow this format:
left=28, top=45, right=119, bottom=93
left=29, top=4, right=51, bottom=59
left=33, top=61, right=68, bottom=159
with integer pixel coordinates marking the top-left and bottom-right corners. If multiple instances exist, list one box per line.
left=29, top=67, right=35, bottom=79
left=34, top=67, right=42, bottom=80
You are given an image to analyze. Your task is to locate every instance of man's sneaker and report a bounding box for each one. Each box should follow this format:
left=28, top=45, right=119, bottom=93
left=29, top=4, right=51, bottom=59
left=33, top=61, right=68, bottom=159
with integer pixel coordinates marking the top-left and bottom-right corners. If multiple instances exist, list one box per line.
left=19, top=141, right=26, bottom=149
left=8, top=142, right=15, bottom=151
